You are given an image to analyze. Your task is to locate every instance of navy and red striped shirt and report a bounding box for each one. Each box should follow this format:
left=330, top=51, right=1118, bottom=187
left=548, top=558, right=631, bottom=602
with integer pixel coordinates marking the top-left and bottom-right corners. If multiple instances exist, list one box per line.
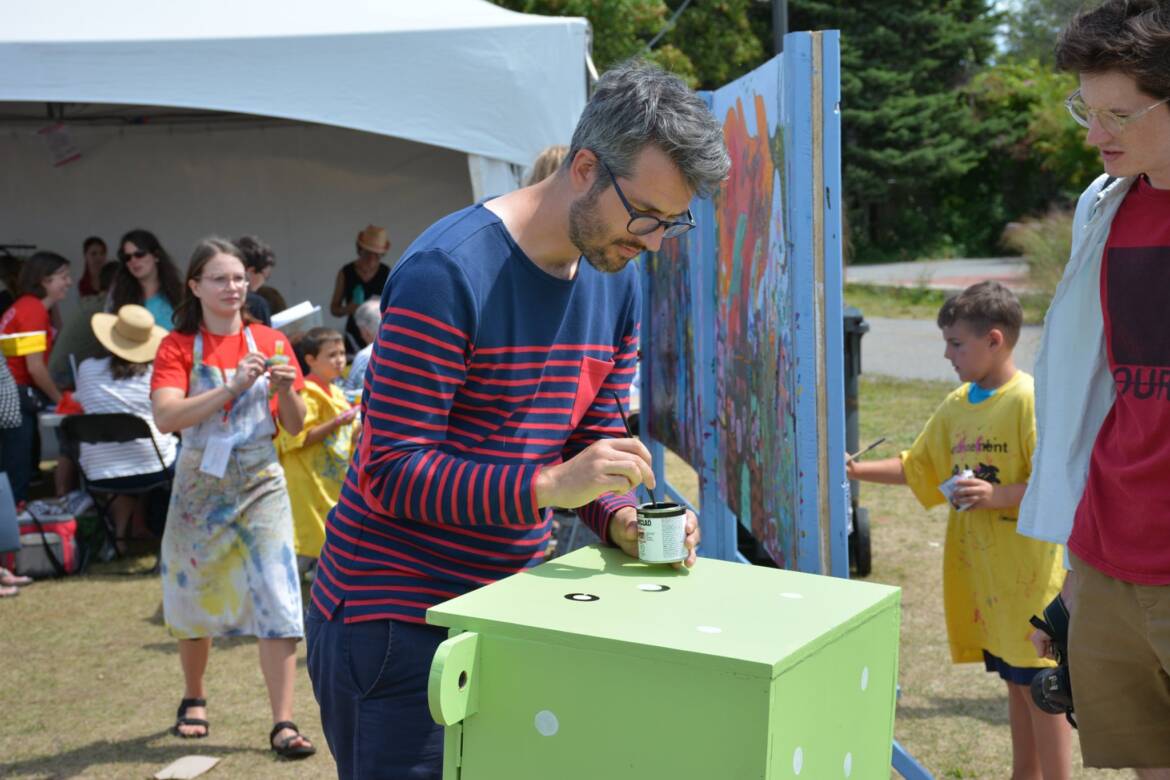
left=310, top=204, right=641, bottom=624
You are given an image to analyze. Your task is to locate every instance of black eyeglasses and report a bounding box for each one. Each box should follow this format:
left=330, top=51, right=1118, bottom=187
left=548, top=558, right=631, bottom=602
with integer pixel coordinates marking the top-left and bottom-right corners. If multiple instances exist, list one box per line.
left=120, top=249, right=150, bottom=262
left=597, top=158, right=696, bottom=239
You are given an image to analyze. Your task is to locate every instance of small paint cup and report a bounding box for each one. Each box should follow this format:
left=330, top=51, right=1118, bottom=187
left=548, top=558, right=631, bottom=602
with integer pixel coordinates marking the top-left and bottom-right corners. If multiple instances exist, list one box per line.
left=636, top=501, right=687, bottom=564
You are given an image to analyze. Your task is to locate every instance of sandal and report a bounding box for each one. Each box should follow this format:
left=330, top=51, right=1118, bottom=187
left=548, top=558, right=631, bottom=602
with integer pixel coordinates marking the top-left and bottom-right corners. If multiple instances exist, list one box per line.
left=0, top=585, right=18, bottom=598
left=270, top=720, right=316, bottom=760
left=0, top=567, right=32, bottom=587
left=170, top=697, right=209, bottom=739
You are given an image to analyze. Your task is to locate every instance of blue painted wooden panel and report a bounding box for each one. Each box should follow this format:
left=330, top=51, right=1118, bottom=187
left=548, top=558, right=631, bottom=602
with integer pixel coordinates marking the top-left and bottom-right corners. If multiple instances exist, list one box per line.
left=641, top=32, right=846, bottom=577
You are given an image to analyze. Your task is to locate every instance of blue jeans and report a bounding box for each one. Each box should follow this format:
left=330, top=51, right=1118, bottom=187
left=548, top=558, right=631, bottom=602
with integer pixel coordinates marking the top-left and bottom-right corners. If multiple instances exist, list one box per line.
left=306, top=608, right=446, bottom=779
left=0, top=406, right=39, bottom=502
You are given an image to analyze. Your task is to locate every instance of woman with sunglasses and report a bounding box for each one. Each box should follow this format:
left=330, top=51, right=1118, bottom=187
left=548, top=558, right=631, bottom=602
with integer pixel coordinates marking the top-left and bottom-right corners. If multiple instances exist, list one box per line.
left=150, top=238, right=314, bottom=759
left=110, top=229, right=185, bottom=331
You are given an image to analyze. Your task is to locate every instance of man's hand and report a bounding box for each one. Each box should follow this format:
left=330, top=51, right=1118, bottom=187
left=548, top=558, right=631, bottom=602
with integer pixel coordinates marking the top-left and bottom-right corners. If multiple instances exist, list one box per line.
left=534, top=438, right=654, bottom=509
left=607, top=506, right=701, bottom=569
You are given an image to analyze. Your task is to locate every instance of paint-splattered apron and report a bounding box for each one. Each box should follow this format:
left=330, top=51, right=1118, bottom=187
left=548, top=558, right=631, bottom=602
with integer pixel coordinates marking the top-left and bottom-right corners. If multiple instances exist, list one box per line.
left=160, top=328, right=303, bottom=639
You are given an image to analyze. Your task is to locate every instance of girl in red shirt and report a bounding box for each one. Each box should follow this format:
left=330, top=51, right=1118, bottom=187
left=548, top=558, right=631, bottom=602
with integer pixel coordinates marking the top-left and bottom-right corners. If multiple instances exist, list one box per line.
left=0, top=252, right=71, bottom=501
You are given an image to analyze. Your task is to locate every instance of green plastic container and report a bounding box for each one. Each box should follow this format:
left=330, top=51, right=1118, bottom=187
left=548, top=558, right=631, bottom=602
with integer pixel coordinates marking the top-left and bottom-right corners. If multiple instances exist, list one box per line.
left=427, top=545, right=901, bottom=779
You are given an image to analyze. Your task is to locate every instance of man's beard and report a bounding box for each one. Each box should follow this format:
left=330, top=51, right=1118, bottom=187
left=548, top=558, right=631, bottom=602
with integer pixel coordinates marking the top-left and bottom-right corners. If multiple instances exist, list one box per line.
left=568, top=190, right=639, bottom=274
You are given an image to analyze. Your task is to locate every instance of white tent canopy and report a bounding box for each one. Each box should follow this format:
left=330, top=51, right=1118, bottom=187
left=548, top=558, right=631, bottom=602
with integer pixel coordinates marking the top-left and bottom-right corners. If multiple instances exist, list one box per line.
left=0, top=0, right=589, bottom=194
left=0, top=0, right=589, bottom=337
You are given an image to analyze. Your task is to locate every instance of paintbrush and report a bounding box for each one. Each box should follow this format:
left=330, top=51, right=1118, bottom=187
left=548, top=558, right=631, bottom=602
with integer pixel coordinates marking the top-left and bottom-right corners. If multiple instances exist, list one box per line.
left=845, top=436, right=887, bottom=464
left=610, top=389, right=660, bottom=507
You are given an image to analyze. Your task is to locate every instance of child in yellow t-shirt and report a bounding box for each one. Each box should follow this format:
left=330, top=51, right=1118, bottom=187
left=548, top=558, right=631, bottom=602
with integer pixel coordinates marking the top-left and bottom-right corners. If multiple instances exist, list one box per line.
left=276, top=327, right=359, bottom=574
left=848, top=281, right=1070, bottom=777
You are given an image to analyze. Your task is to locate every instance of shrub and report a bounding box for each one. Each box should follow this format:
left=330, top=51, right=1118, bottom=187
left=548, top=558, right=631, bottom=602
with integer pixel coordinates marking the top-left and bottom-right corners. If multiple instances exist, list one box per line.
left=1001, top=209, right=1073, bottom=299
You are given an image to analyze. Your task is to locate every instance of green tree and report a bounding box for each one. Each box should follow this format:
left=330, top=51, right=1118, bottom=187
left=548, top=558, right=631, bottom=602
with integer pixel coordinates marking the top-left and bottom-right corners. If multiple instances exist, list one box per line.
left=790, top=0, right=1000, bottom=259
left=1001, top=0, right=1087, bottom=65
left=490, top=0, right=770, bottom=90
left=498, top=1, right=1091, bottom=260
left=662, top=1, right=770, bottom=89
left=939, top=61, right=1098, bottom=252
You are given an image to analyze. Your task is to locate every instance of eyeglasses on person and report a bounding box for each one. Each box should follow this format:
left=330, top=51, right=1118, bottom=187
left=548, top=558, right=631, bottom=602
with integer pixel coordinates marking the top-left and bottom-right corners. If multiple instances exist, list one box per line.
left=198, top=274, right=249, bottom=289
left=595, top=156, right=696, bottom=240
left=1065, top=88, right=1170, bottom=135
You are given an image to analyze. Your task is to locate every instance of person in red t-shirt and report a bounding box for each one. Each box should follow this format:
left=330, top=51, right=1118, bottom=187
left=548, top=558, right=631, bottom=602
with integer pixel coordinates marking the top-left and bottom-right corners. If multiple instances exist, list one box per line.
left=0, top=251, right=71, bottom=501
left=1023, top=1, right=1170, bottom=773
left=150, top=238, right=315, bottom=760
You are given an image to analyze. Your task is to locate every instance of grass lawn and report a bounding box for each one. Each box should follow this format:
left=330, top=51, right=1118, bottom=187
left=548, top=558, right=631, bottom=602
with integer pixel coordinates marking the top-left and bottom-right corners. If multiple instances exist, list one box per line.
left=845, top=283, right=1050, bottom=325
left=1, top=560, right=331, bottom=779
left=1, top=376, right=1127, bottom=778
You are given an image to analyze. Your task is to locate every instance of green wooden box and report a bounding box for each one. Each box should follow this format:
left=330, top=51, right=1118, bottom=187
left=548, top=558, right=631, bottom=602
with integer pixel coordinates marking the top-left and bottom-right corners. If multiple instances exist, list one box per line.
left=427, top=546, right=900, bottom=779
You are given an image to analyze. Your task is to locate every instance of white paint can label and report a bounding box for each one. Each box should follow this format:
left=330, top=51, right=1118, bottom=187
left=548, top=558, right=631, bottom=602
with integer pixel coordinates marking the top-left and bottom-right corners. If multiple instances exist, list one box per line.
left=636, top=501, right=687, bottom=564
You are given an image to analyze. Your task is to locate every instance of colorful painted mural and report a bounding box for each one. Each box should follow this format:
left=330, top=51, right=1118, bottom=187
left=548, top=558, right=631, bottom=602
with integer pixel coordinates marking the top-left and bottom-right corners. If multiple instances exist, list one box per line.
left=642, top=35, right=845, bottom=574
left=645, top=230, right=703, bottom=468
left=710, top=67, right=799, bottom=568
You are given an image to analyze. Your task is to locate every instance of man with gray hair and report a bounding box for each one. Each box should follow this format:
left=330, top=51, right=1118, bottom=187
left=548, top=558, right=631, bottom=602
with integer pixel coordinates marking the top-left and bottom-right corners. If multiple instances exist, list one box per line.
left=307, top=60, right=729, bottom=779
left=342, top=298, right=380, bottom=400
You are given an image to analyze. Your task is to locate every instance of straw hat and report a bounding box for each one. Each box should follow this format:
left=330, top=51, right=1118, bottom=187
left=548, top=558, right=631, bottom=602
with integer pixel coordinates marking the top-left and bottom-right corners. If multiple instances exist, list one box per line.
left=356, top=224, right=390, bottom=254
left=90, top=304, right=167, bottom=364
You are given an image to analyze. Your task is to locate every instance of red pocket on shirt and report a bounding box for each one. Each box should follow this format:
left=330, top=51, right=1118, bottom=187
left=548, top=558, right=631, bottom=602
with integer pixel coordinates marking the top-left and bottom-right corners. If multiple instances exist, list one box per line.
left=571, top=356, right=615, bottom=429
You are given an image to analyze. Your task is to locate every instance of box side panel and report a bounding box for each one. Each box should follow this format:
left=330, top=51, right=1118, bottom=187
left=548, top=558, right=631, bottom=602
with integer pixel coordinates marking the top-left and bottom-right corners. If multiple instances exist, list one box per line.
left=767, top=605, right=900, bottom=778
left=457, top=634, right=771, bottom=780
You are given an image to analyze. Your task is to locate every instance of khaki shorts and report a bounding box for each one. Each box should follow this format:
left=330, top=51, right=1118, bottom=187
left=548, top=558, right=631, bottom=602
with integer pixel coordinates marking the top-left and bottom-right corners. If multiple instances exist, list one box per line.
left=1069, top=553, right=1170, bottom=769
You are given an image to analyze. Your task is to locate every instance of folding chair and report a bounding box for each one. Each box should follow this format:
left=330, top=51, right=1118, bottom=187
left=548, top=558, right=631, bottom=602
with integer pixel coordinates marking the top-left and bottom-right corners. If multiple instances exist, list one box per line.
left=61, top=413, right=173, bottom=565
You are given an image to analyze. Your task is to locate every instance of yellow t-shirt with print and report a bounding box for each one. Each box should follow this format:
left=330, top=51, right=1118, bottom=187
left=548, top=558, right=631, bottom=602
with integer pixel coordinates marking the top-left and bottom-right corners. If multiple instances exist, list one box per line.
left=276, top=379, right=357, bottom=559
left=901, top=371, right=1063, bottom=669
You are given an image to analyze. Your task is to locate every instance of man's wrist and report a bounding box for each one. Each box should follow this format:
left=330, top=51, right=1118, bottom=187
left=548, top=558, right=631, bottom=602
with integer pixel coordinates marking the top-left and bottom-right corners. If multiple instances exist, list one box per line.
left=532, top=468, right=551, bottom=508
left=608, top=505, right=635, bottom=542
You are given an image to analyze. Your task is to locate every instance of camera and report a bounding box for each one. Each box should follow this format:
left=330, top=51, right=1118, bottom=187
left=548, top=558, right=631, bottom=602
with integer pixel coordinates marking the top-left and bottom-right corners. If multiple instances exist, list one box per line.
left=1029, top=594, right=1076, bottom=727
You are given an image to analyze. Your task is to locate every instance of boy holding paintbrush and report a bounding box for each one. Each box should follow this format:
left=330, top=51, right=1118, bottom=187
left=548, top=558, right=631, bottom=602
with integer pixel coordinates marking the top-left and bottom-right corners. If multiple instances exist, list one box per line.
left=848, top=281, right=1071, bottom=778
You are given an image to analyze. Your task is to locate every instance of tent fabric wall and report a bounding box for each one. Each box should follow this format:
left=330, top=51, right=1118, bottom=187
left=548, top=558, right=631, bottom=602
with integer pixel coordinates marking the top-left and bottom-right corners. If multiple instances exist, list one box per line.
left=0, top=0, right=588, bottom=168
left=0, top=120, right=473, bottom=332
left=467, top=155, right=524, bottom=203
left=0, top=0, right=589, bottom=330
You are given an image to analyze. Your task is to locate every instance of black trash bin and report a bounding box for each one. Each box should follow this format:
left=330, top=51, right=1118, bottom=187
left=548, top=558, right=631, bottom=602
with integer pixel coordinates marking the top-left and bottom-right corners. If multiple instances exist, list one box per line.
left=843, top=307, right=872, bottom=577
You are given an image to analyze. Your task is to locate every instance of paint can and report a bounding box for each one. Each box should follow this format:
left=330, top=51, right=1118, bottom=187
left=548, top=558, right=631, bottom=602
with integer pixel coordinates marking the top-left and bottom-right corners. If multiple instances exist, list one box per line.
left=637, top=502, right=687, bottom=564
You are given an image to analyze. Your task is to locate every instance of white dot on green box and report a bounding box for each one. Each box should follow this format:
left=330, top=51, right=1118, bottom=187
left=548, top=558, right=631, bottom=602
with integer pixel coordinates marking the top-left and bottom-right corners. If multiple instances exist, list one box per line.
left=534, top=710, right=558, bottom=737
